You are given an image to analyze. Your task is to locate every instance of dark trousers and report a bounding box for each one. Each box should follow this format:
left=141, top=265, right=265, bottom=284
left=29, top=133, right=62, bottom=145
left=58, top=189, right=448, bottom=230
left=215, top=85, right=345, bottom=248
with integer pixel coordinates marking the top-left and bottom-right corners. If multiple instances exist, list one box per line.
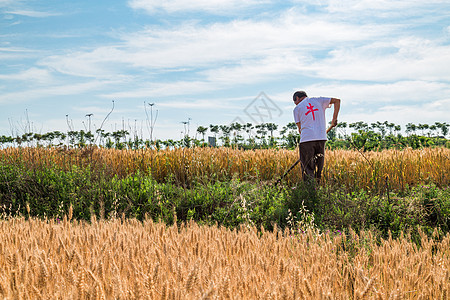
left=299, top=140, right=326, bottom=182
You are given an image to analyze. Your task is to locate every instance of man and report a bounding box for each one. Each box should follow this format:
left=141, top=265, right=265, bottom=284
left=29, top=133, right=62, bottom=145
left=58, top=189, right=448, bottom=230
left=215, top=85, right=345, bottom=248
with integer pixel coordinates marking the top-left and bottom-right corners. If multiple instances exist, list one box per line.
left=293, top=91, right=341, bottom=182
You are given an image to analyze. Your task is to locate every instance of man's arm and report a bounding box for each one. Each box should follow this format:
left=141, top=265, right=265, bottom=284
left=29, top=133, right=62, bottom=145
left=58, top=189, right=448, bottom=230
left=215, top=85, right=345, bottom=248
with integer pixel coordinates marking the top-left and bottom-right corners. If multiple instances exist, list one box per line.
left=330, top=98, right=341, bottom=127
left=296, top=122, right=301, bottom=135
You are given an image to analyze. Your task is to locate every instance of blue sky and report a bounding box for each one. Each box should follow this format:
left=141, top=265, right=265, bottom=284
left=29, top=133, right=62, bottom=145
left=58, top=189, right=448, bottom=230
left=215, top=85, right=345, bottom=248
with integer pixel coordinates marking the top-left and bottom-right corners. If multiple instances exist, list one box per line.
left=1, top=0, right=450, bottom=140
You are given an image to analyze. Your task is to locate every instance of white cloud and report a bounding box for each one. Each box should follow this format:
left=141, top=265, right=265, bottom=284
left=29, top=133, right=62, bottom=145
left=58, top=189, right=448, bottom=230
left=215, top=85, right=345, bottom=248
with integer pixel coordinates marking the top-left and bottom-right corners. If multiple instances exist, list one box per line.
left=1, top=0, right=59, bottom=16
left=128, top=0, right=268, bottom=14
left=324, top=0, right=418, bottom=12
left=307, top=38, right=450, bottom=82
left=39, top=10, right=389, bottom=83
left=0, top=68, right=53, bottom=84
left=5, top=10, right=61, bottom=17
left=201, top=55, right=304, bottom=86
left=0, top=46, right=35, bottom=59
left=122, top=12, right=385, bottom=66
left=308, top=0, right=449, bottom=15
left=39, top=47, right=134, bottom=79
left=101, top=80, right=217, bottom=99
left=0, top=80, right=115, bottom=104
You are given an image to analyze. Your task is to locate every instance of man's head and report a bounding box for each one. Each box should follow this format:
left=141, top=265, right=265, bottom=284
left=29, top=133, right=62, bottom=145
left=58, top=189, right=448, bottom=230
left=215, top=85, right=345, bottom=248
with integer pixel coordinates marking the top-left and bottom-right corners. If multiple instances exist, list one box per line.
left=293, top=91, right=307, bottom=104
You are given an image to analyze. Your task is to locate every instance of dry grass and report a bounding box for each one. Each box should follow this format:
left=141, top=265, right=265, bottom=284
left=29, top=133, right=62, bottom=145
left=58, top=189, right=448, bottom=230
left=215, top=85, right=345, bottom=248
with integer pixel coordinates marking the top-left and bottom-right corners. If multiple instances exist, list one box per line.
left=0, top=217, right=449, bottom=299
left=2, top=146, right=449, bottom=191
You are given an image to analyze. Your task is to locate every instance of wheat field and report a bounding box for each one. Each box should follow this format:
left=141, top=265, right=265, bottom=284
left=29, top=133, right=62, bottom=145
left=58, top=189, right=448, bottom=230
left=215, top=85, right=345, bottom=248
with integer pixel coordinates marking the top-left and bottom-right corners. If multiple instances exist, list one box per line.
left=0, top=216, right=448, bottom=299
left=2, top=146, right=449, bottom=191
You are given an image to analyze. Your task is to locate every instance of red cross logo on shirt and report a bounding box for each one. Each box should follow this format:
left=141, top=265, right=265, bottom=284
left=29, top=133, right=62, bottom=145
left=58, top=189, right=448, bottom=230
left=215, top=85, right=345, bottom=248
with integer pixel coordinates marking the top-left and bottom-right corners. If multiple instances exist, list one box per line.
left=305, top=103, right=319, bottom=121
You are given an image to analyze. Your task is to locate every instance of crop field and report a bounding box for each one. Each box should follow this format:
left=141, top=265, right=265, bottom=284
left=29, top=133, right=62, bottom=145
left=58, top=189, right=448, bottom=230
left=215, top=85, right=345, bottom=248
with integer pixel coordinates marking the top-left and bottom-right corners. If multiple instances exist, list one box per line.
left=0, top=217, right=449, bottom=299
left=1, top=146, right=449, bottom=191
left=0, top=146, right=449, bottom=299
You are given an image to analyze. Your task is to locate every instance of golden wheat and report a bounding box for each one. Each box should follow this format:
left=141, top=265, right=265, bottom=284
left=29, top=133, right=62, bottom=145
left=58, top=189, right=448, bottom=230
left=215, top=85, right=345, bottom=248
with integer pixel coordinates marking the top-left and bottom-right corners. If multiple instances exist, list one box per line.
left=1, top=146, right=449, bottom=191
left=0, top=217, right=449, bottom=299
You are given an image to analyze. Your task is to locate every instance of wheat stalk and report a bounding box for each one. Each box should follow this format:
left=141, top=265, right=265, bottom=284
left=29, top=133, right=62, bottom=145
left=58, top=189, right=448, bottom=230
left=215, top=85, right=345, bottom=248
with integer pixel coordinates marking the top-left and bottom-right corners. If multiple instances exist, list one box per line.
left=0, top=217, right=449, bottom=298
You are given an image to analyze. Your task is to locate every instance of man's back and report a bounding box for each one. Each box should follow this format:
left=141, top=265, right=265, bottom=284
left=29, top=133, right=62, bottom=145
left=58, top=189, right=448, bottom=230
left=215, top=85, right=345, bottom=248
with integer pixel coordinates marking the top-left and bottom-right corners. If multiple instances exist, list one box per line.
left=293, top=97, right=331, bottom=143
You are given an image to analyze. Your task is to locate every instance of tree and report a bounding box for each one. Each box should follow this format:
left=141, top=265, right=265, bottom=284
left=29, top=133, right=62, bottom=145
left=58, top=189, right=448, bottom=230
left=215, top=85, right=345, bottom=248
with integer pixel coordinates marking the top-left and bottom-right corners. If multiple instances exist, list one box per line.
left=244, top=123, right=254, bottom=146
left=279, top=122, right=299, bottom=149
left=418, top=123, right=429, bottom=136
left=0, top=135, right=14, bottom=147
left=196, top=126, right=208, bottom=142
left=255, top=124, right=268, bottom=147
left=96, top=129, right=109, bottom=147
left=385, top=121, right=395, bottom=136
left=265, top=123, right=278, bottom=138
left=209, top=125, right=219, bottom=139
left=334, top=122, right=348, bottom=139
left=67, top=131, right=78, bottom=146
left=375, top=121, right=386, bottom=138
left=230, top=122, right=243, bottom=146
left=349, top=121, right=368, bottom=131
left=435, top=122, right=449, bottom=137
left=442, top=123, right=449, bottom=137
left=265, top=123, right=278, bottom=147
left=405, top=123, right=417, bottom=136
left=219, top=125, right=231, bottom=147
left=112, top=130, right=128, bottom=149
left=429, top=124, right=437, bottom=137
left=167, top=139, right=176, bottom=148
left=86, top=131, right=94, bottom=145
left=183, top=135, right=191, bottom=148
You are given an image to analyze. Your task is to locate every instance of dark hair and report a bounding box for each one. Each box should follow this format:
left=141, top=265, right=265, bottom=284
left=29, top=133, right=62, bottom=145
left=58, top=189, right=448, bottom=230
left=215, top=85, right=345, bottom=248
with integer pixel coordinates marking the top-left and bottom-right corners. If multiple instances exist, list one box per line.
left=293, top=91, right=307, bottom=101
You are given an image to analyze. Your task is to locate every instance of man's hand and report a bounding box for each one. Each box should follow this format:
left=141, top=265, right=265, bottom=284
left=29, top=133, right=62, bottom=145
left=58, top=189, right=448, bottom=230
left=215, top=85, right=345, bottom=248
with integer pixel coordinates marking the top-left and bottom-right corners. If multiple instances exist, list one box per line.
left=326, top=118, right=338, bottom=133
left=331, top=118, right=338, bottom=128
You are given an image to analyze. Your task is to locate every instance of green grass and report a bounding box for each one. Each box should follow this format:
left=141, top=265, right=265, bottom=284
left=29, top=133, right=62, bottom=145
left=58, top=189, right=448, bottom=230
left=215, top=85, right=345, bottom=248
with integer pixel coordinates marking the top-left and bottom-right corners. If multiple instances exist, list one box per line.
left=1, top=158, right=449, bottom=242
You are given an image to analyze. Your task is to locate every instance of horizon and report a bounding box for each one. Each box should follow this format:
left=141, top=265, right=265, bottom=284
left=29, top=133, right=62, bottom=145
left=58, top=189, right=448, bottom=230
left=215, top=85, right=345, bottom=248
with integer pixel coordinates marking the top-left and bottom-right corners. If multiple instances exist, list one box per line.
left=1, top=117, right=448, bottom=144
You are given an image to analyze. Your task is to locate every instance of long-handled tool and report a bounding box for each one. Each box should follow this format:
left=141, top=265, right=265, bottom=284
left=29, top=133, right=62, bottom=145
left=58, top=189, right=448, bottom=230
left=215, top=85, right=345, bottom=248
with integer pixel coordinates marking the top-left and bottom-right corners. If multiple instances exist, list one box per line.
left=275, top=125, right=334, bottom=185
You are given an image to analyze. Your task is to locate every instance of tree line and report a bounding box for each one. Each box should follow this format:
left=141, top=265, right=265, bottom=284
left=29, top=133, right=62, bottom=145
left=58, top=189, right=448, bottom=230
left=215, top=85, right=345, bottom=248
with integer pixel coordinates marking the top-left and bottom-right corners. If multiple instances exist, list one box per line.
left=0, top=121, right=448, bottom=150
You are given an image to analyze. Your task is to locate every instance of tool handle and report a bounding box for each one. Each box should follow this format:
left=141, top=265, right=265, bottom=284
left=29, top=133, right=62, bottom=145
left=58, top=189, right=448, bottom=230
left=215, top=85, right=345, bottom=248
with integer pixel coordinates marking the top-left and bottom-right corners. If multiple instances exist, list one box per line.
left=275, top=123, right=335, bottom=185
left=275, top=159, right=300, bottom=185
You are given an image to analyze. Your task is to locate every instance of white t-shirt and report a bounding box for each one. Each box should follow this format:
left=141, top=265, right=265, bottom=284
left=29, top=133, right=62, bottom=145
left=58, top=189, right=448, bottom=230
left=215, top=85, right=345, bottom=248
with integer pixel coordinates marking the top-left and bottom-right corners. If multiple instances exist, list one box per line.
left=293, top=97, right=331, bottom=143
